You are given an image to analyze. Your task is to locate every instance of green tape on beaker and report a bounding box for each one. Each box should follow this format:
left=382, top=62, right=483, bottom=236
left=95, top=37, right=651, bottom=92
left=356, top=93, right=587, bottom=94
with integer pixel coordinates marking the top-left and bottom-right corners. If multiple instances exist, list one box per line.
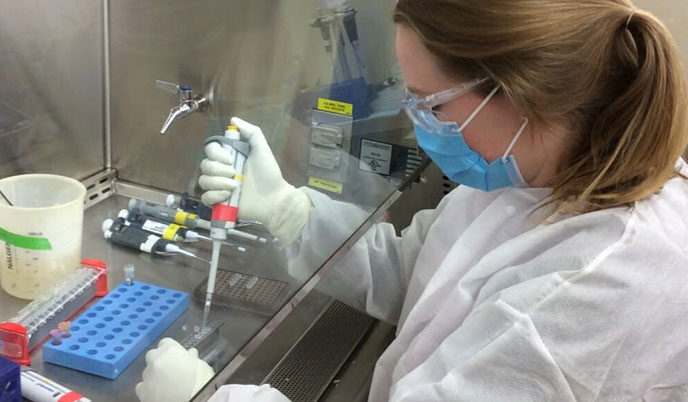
left=0, top=226, right=52, bottom=250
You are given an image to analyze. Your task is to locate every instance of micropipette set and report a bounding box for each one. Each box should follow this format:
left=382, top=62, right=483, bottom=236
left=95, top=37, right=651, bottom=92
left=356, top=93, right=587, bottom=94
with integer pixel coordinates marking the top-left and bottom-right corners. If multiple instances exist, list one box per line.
left=118, top=209, right=207, bottom=242
left=98, top=125, right=257, bottom=329
left=128, top=199, right=266, bottom=243
left=102, top=218, right=201, bottom=259
left=118, top=209, right=245, bottom=251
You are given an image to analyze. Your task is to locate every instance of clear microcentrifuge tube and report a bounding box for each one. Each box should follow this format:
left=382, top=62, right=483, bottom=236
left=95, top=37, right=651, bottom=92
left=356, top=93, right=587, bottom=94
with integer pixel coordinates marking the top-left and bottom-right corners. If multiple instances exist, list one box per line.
left=58, top=321, right=71, bottom=338
left=124, top=264, right=135, bottom=286
left=50, top=329, right=65, bottom=345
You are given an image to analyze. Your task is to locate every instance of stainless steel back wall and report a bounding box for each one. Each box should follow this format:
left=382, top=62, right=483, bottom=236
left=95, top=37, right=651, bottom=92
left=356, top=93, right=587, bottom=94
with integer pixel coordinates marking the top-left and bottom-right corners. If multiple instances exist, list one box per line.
left=0, top=0, right=104, bottom=180
left=109, top=0, right=400, bottom=194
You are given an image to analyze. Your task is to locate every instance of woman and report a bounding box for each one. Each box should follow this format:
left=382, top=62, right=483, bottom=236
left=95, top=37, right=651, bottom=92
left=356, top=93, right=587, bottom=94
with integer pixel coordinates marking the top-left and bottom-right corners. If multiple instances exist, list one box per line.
left=139, top=0, right=688, bottom=400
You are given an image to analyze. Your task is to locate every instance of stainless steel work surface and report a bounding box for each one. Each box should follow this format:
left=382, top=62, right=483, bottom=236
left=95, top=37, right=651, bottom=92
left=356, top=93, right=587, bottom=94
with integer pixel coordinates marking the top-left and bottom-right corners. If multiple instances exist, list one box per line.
left=108, top=0, right=401, bottom=195
left=0, top=193, right=295, bottom=401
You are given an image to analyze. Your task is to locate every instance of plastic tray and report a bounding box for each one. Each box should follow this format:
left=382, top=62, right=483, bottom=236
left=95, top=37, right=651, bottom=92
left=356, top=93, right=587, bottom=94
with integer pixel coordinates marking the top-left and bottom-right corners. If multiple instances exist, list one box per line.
left=43, top=281, right=189, bottom=379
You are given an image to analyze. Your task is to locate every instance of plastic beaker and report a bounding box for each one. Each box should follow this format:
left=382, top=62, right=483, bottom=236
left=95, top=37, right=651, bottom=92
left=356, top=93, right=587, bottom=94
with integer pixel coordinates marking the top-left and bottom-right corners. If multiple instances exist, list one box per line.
left=0, top=174, right=86, bottom=300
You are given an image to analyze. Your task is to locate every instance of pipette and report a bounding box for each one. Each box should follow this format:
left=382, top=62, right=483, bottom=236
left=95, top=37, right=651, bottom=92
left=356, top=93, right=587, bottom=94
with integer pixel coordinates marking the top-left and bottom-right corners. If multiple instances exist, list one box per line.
left=129, top=199, right=266, bottom=243
left=128, top=198, right=203, bottom=228
left=118, top=209, right=246, bottom=252
left=166, top=192, right=213, bottom=221
left=203, top=125, right=249, bottom=327
left=118, top=209, right=205, bottom=242
left=21, top=370, right=92, bottom=402
left=102, top=218, right=198, bottom=258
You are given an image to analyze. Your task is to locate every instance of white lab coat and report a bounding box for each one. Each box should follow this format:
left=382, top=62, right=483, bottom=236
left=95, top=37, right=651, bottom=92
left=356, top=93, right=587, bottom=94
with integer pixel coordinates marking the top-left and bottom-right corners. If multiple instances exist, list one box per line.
left=210, top=160, right=688, bottom=401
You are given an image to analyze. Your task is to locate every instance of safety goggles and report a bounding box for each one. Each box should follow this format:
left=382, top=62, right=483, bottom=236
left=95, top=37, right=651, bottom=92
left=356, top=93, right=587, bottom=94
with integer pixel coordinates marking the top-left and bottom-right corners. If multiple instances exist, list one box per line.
left=402, top=77, right=489, bottom=132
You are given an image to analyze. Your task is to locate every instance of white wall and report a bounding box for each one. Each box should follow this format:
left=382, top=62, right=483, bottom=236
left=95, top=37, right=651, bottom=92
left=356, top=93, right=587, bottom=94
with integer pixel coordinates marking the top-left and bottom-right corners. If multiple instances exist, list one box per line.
left=635, top=0, right=688, bottom=65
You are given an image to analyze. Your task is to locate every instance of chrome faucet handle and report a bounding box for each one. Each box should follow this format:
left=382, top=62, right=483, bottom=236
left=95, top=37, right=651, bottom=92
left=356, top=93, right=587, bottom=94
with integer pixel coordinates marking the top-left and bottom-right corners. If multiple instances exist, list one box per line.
left=155, top=80, right=195, bottom=102
left=155, top=80, right=180, bottom=95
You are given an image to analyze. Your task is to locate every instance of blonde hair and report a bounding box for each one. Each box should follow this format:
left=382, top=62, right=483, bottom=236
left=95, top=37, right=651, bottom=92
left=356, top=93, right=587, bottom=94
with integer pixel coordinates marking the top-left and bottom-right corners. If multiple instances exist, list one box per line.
left=394, top=0, right=688, bottom=212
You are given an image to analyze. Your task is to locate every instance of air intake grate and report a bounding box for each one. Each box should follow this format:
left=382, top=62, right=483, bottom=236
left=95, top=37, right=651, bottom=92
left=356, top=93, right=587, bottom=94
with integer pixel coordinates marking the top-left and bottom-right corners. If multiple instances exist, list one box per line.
left=262, top=300, right=375, bottom=402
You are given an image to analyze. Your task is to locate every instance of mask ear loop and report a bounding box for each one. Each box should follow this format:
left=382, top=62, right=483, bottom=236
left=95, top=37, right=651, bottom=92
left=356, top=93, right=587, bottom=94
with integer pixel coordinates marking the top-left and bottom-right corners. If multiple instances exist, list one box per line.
left=501, top=117, right=529, bottom=162
left=459, top=86, right=500, bottom=131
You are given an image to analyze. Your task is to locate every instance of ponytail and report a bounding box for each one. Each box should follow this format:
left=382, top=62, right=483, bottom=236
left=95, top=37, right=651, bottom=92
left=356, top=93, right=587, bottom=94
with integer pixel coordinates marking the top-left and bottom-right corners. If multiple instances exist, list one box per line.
left=557, top=8, right=688, bottom=209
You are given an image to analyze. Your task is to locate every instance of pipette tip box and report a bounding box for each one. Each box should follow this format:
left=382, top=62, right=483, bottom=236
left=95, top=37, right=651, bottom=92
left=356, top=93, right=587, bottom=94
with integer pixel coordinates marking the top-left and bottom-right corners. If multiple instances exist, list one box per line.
left=0, top=356, right=21, bottom=402
left=43, top=281, right=189, bottom=379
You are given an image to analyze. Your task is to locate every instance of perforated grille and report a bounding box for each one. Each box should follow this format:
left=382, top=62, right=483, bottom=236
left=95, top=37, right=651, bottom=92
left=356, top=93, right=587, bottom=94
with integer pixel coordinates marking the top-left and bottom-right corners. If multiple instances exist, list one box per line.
left=194, top=270, right=287, bottom=315
left=82, top=169, right=116, bottom=209
left=262, top=300, right=375, bottom=402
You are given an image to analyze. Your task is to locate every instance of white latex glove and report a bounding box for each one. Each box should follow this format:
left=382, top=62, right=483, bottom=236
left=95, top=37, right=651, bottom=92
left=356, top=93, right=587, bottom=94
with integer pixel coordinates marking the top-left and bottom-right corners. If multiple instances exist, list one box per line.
left=208, top=384, right=291, bottom=402
left=135, top=338, right=214, bottom=402
left=199, top=117, right=312, bottom=244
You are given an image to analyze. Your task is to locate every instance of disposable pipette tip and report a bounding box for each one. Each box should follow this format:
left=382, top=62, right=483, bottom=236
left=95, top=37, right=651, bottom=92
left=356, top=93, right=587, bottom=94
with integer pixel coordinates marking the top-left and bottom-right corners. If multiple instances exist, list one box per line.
left=180, top=249, right=196, bottom=258
left=185, top=231, right=203, bottom=241
left=203, top=240, right=222, bottom=327
left=199, top=234, right=243, bottom=250
left=166, top=244, right=196, bottom=258
left=227, top=228, right=266, bottom=243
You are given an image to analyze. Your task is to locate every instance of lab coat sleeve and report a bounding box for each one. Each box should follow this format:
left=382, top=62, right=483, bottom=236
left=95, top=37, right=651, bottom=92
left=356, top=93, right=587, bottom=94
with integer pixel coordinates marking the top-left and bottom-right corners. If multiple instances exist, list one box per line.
left=286, top=187, right=446, bottom=324
left=389, top=300, right=576, bottom=401
left=207, top=384, right=291, bottom=402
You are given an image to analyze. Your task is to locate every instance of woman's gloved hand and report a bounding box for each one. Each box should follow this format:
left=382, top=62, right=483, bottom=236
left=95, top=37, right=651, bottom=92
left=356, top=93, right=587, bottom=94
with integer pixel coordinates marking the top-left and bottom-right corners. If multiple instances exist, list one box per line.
left=135, top=338, right=214, bottom=402
left=199, top=117, right=312, bottom=245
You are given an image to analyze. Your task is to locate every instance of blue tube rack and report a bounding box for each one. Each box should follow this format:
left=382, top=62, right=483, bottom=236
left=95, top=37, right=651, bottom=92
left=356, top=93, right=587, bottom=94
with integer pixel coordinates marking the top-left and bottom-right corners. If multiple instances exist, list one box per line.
left=43, top=281, right=189, bottom=379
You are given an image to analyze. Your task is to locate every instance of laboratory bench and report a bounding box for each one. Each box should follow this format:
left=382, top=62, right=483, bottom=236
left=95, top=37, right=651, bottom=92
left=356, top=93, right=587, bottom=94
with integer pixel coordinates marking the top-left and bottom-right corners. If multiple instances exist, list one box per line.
left=0, top=192, right=303, bottom=402
left=0, top=167, right=422, bottom=402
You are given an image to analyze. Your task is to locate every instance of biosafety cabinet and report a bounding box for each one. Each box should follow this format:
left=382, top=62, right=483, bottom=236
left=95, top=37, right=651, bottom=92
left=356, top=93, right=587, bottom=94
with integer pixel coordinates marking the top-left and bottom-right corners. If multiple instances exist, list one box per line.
left=0, top=1, right=447, bottom=401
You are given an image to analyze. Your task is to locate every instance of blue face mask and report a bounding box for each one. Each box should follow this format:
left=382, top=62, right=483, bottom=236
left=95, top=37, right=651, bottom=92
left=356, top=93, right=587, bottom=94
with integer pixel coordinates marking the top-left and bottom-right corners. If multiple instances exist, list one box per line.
left=404, top=84, right=528, bottom=191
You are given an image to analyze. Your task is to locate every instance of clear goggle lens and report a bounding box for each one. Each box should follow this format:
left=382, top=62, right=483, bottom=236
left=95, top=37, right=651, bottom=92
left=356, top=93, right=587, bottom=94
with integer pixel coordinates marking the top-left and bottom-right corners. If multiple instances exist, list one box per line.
left=402, top=77, right=489, bottom=132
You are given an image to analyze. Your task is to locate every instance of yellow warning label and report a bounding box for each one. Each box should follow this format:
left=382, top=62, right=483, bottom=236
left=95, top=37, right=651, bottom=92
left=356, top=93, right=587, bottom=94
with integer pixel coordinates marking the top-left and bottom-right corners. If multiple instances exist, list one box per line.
left=317, top=98, right=353, bottom=116
left=308, top=177, right=343, bottom=194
